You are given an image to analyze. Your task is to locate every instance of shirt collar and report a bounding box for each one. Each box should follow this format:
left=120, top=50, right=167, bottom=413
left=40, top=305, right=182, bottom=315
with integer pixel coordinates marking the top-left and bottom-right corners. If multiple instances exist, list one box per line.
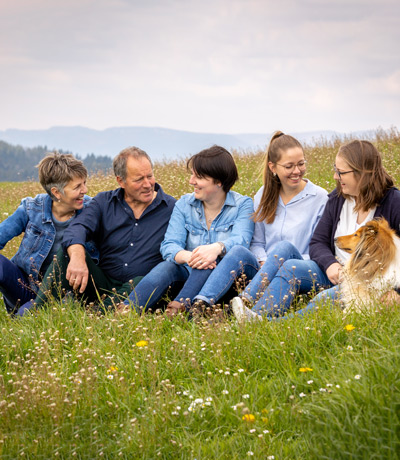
left=188, top=190, right=236, bottom=208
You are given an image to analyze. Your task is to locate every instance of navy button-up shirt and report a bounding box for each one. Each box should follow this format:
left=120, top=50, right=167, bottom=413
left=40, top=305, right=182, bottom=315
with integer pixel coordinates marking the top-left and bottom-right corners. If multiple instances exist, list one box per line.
left=62, top=183, right=176, bottom=282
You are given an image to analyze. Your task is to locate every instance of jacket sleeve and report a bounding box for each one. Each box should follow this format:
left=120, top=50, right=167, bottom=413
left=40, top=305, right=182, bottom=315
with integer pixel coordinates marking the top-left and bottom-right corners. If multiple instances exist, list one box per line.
left=0, top=199, right=29, bottom=250
left=309, top=198, right=338, bottom=272
left=223, top=196, right=255, bottom=253
left=160, top=200, right=188, bottom=262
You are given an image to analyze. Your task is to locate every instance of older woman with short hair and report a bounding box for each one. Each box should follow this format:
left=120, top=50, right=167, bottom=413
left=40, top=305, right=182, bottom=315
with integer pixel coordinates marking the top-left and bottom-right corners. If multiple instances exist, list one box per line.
left=0, top=152, right=95, bottom=314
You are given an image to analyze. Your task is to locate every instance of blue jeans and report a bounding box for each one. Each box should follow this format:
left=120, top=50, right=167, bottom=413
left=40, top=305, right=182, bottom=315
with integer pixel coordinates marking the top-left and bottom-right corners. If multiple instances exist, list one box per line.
left=125, top=260, right=216, bottom=311
left=194, top=245, right=259, bottom=305
left=240, top=241, right=333, bottom=317
left=0, top=254, right=35, bottom=313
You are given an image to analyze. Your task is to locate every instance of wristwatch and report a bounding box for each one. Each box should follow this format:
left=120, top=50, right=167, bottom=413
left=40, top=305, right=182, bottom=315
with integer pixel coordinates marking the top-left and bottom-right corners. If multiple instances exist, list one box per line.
left=216, top=241, right=226, bottom=257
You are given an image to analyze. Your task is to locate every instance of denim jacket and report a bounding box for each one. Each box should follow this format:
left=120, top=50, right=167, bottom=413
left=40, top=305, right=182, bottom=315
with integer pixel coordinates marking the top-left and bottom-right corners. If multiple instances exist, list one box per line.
left=160, top=190, right=255, bottom=262
left=0, top=193, right=98, bottom=290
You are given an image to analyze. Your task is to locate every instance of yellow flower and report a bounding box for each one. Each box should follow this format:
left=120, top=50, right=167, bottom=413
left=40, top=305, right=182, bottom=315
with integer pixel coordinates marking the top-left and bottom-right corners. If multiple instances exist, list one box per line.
left=136, top=340, right=148, bottom=347
left=262, top=417, right=269, bottom=423
left=344, top=324, right=355, bottom=332
left=299, top=367, right=313, bottom=373
left=106, top=366, right=118, bottom=374
left=242, top=414, right=255, bottom=422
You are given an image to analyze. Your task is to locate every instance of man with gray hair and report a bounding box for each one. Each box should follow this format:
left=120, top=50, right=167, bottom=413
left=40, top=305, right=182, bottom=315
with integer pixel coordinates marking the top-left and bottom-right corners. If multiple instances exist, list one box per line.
left=21, top=146, right=176, bottom=312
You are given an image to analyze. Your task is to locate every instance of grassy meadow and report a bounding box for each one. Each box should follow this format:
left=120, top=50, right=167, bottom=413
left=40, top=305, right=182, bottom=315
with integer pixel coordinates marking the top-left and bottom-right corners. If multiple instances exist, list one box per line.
left=0, top=129, right=400, bottom=459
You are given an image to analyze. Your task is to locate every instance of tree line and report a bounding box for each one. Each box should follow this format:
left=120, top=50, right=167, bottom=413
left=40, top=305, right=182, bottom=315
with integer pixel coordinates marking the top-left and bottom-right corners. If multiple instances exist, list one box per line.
left=0, top=141, right=113, bottom=182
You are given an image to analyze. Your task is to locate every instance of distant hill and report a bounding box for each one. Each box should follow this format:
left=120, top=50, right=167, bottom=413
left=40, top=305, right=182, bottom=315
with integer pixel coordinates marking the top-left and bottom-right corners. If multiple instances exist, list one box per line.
left=0, top=126, right=349, bottom=161
left=0, top=141, right=112, bottom=182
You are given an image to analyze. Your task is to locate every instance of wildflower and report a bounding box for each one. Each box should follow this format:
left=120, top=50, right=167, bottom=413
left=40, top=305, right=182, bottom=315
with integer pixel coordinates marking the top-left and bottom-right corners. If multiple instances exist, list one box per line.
left=231, top=405, right=237, bottom=411
left=319, top=388, right=326, bottom=392
left=222, top=390, right=229, bottom=395
left=249, top=429, right=256, bottom=433
left=238, top=369, right=245, bottom=373
left=107, top=366, right=118, bottom=374
left=136, top=340, right=148, bottom=347
left=299, top=367, right=313, bottom=373
left=344, top=324, right=355, bottom=332
left=242, top=394, right=250, bottom=399
left=267, top=456, right=275, bottom=459
left=247, top=452, right=254, bottom=456
left=347, top=345, right=353, bottom=351
left=299, top=392, right=306, bottom=398
left=107, top=375, right=114, bottom=380
left=242, top=414, right=255, bottom=422
left=307, top=380, right=313, bottom=384
left=355, top=375, right=361, bottom=380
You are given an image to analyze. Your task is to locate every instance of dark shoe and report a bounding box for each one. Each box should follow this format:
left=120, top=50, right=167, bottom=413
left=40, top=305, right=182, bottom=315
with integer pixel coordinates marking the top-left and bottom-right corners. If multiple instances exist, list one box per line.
left=165, top=301, right=186, bottom=318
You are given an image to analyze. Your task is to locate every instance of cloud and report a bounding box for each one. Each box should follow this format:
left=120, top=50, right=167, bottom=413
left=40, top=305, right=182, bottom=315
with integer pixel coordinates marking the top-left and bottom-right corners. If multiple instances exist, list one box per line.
left=0, top=0, right=399, bottom=133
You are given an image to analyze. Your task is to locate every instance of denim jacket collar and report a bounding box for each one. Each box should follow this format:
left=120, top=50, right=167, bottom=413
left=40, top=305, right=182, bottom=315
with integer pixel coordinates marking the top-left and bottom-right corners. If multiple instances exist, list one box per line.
left=42, top=194, right=54, bottom=223
left=41, top=193, right=88, bottom=223
left=187, top=190, right=237, bottom=212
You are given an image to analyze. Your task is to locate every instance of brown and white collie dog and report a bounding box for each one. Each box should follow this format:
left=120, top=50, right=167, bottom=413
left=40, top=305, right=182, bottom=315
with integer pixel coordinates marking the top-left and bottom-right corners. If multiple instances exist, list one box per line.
left=335, top=218, right=400, bottom=314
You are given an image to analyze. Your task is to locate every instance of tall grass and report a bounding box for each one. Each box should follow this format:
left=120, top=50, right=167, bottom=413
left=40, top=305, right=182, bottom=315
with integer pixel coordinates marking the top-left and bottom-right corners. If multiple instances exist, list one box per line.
left=0, top=129, right=399, bottom=459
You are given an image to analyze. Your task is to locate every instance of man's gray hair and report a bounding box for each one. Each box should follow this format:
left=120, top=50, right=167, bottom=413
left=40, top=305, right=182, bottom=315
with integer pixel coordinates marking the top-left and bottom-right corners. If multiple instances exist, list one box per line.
left=113, top=146, right=153, bottom=181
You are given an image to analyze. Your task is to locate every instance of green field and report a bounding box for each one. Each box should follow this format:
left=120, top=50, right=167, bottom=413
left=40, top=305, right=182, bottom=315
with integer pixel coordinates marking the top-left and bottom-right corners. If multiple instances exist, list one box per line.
left=0, top=129, right=399, bottom=459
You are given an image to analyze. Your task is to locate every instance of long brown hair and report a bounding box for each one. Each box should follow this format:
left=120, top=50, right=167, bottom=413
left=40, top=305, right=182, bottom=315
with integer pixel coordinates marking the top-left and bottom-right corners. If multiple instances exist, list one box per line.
left=254, top=131, right=303, bottom=223
left=337, top=140, right=394, bottom=212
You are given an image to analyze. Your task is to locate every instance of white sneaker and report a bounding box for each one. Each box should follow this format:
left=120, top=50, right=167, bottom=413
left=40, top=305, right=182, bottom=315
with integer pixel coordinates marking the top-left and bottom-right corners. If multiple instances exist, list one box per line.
left=231, top=297, right=262, bottom=323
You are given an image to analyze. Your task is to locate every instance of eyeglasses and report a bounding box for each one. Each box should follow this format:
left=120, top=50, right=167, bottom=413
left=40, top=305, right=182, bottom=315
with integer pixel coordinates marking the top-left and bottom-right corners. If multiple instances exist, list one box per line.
left=333, top=165, right=354, bottom=179
left=275, top=160, right=307, bottom=173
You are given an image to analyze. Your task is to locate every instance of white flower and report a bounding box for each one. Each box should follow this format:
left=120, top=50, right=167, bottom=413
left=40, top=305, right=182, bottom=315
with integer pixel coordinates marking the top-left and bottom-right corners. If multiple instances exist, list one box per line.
left=319, top=388, right=326, bottom=392
left=247, top=452, right=254, bottom=456
left=299, top=392, right=306, bottom=398
left=249, top=429, right=256, bottom=433
left=326, top=383, right=333, bottom=387
left=231, top=405, right=237, bottom=411
left=347, top=345, right=353, bottom=351
left=307, top=380, right=313, bottom=385
left=238, top=369, right=245, bottom=373
left=222, top=390, right=229, bottom=395
left=336, top=384, right=341, bottom=388
left=355, top=375, right=361, bottom=380
left=242, top=394, right=250, bottom=399
left=267, top=456, right=275, bottom=460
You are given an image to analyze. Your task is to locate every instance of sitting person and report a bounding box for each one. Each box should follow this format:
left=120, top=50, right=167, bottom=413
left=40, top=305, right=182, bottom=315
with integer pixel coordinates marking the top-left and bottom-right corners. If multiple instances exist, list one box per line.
left=232, top=139, right=400, bottom=322
left=118, top=145, right=255, bottom=316
left=19, top=146, right=176, bottom=314
left=182, top=132, right=327, bottom=315
left=0, top=152, right=96, bottom=314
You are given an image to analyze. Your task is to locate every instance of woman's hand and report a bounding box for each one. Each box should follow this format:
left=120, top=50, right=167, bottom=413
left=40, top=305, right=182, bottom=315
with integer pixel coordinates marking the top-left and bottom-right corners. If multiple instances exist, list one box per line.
left=187, top=243, right=221, bottom=270
left=326, top=262, right=343, bottom=285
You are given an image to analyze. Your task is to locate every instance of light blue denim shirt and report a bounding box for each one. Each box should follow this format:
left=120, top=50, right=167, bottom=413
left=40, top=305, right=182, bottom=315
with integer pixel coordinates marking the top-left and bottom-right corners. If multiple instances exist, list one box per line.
left=0, top=193, right=97, bottom=289
left=161, top=190, right=255, bottom=263
left=250, top=180, right=328, bottom=261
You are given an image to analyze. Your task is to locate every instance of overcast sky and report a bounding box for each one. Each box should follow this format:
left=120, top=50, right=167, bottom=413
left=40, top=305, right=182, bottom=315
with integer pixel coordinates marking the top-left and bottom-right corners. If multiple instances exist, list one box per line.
left=0, top=0, right=399, bottom=134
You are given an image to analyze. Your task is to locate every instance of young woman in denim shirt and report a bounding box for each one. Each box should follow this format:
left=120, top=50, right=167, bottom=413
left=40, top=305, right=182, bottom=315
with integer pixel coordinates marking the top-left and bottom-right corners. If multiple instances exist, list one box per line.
left=118, top=145, right=254, bottom=316
left=191, top=132, right=327, bottom=321
left=0, top=152, right=94, bottom=314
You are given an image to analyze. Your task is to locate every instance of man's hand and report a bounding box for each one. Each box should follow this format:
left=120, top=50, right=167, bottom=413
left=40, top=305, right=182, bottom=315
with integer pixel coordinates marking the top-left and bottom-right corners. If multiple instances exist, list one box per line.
left=66, top=244, right=89, bottom=293
left=326, top=262, right=343, bottom=285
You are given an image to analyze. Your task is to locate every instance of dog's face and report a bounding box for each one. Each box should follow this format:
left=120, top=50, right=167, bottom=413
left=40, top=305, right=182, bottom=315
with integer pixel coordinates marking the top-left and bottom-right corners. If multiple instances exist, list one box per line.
left=336, top=219, right=394, bottom=254
left=336, top=218, right=396, bottom=278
